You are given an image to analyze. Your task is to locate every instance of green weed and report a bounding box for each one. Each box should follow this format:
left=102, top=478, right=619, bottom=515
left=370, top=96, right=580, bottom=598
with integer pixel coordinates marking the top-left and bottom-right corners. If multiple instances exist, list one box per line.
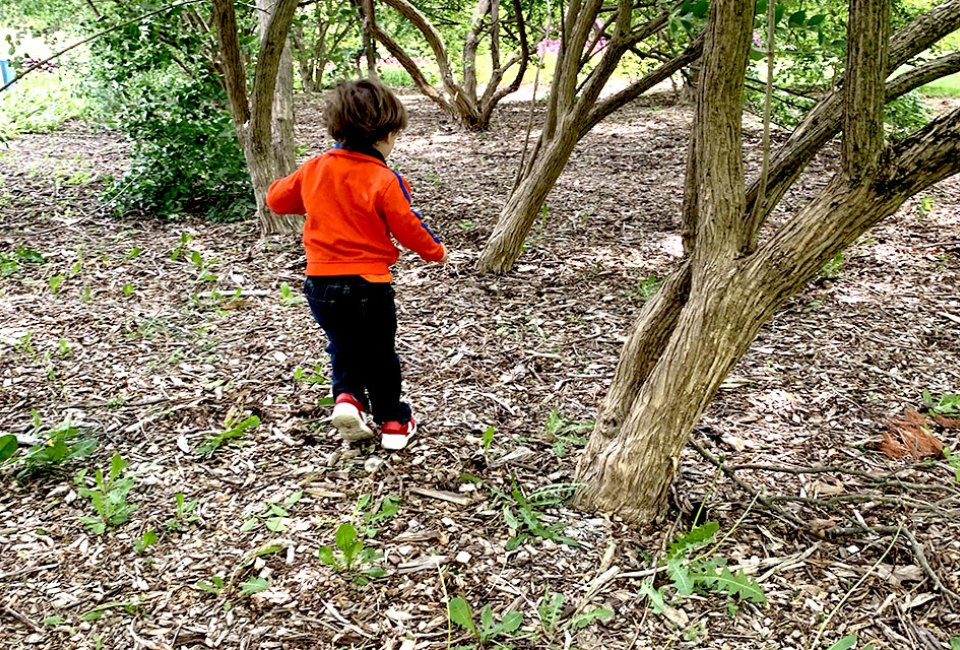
left=165, top=492, right=202, bottom=531
left=820, top=252, right=844, bottom=280
left=280, top=281, right=303, bottom=305
left=537, top=587, right=612, bottom=640
left=544, top=410, right=593, bottom=458
left=318, top=523, right=386, bottom=585
left=75, top=454, right=138, bottom=534
left=3, top=416, right=97, bottom=479
left=638, top=521, right=766, bottom=614
left=355, top=493, right=400, bottom=538
left=195, top=415, right=260, bottom=456
left=240, top=490, right=302, bottom=533
left=492, top=482, right=580, bottom=550
left=0, top=246, right=46, bottom=277
left=922, top=390, right=960, bottom=416
left=636, top=273, right=662, bottom=300
left=447, top=596, right=524, bottom=649
left=133, top=530, right=158, bottom=554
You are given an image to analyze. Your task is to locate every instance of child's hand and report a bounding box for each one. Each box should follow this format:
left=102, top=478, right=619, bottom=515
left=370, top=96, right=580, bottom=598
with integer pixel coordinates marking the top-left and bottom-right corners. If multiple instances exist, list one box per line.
left=438, top=247, right=448, bottom=264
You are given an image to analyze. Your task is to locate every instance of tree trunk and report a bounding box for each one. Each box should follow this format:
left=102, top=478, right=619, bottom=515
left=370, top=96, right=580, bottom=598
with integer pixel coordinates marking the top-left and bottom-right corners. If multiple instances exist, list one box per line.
left=476, top=125, right=581, bottom=272
left=477, top=36, right=697, bottom=273
left=574, top=0, right=960, bottom=524
left=213, top=0, right=301, bottom=234
left=361, top=0, right=379, bottom=81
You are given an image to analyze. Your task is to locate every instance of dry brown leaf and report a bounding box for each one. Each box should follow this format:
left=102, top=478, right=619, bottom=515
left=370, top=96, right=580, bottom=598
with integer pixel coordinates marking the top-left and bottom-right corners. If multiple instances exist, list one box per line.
left=879, top=408, right=945, bottom=460
left=933, top=414, right=960, bottom=429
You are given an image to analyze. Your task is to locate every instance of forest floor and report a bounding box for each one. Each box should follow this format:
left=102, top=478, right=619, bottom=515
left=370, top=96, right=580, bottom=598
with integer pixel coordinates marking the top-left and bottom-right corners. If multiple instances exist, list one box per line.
left=1, top=94, right=959, bottom=650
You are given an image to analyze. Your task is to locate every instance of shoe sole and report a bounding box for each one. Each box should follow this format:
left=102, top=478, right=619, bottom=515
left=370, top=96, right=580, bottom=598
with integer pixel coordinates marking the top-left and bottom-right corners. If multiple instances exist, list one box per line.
left=381, top=423, right=416, bottom=451
left=332, top=404, right=374, bottom=441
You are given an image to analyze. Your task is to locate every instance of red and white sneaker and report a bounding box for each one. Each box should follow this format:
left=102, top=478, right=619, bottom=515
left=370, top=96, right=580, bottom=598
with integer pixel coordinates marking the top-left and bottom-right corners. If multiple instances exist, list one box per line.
left=381, top=416, right=417, bottom=451
left=331, top=393, right=374, bottom=441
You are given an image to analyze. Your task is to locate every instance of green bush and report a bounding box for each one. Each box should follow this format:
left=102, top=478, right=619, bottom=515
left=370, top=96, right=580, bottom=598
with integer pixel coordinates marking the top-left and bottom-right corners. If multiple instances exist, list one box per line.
left=86, top=5, right=253, bottom=221
left=100, top=77, right=253, bottom=221
left=884, top=90, right=929, bottom=136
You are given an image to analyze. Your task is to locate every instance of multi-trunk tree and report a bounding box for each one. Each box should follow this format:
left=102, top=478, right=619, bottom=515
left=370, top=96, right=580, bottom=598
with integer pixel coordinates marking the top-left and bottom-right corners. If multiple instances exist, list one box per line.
left=211, top=0, right=300, bottom=234
left=477, top=0, right=703, bottom=272
left=573, top=0, right=960, bottom=523
left=290, top=0, right=360, bottom=93
left=367, top=0, right=533, bottom=129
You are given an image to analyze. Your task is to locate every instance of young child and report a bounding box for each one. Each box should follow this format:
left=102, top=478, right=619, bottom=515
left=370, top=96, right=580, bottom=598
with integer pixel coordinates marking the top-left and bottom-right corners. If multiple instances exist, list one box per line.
left=266, top=80, right=446, bottom=450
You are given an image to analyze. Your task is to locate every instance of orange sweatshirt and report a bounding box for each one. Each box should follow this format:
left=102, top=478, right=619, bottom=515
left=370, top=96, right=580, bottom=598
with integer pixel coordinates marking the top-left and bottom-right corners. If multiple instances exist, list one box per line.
left=266, top=147, right=445, bottom=280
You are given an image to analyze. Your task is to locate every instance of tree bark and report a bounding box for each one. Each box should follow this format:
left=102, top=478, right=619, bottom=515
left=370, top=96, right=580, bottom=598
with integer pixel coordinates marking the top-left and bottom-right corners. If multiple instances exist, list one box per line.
left=477, top=21, right=694, bottom=273
left=843, top=0, right=888, bottom=178
left=361, top=0, right=379, bottom=81
left=258, top=0, right=297, bottom=178
left=212, top=0, right=301, bottom=234
left=477, top=124, right=582, bottom=272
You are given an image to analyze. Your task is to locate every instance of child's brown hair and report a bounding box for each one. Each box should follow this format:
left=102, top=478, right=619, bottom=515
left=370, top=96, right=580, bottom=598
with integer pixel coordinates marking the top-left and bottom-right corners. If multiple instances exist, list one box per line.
left=325, top=80, right=408, bottom=150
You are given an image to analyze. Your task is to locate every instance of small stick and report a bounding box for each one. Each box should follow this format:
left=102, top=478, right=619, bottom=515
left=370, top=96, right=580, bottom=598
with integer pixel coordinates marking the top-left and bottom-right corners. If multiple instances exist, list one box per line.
left=408, top=487, right=473, bottom=506
left=1, top=605, right=43, bottom=633
left=0, top=562, right=58, bottom=581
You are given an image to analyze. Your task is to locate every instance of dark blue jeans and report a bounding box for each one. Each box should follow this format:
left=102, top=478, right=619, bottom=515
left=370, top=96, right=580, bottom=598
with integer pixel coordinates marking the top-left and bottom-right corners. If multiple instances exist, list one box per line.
left=303, top=276, right=411, bottom=424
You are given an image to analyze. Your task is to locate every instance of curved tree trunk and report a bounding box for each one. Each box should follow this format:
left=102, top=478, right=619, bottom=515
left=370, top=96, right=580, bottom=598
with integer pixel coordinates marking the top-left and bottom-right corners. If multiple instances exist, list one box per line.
left=477, top=126, right=580, bottom=272
left=213, top=0, right=302, bottom=234
left=478, top=36, right=696, bottom=273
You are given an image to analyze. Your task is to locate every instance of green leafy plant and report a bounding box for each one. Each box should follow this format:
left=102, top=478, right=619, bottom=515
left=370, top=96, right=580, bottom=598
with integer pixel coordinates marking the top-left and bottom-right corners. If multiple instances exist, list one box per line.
left=133, top=530, right=158, bottom=554
left=195, top=415, right=260, bottom=456
left=170, top=232, right=194, bottom=261
left=922, top=390, right=960, bottom=416
left=0, top=434, right=18, bottom=463
left=48, top=274, right=65, bottom=294
left=447, top=596, right=523, bottom=649
left=279, top=282, right=303, bottom=305
left=826, top=635, right=876, bottom=650
left=493, top=482, right=580, bottom=550
left=122, top=283, right=135, bottom=296
left=482, top=425, right=496, bottom=452
left=57, top=338, right=73, bottom=358
left=194, top=575, right=226, bottom=595
left=640, top=521, right=767, bottom=613
left=0, top=246, right=47, bottom=277
left=75, top=454, right=138, bottom=534
left=820, top=252, right=844, bottom=280
left=294, top=364, right=327, bottom=385
left=165, top=492, right=202, bottom=531
left=636, top=273, right=662, bottom=300
left=356, top=493, right=400, bottom=537
left=241, top=491, right=302, bottom=533
left=80, top=599, right=139, bottom=622
left=544, top=410, right=593, bottom=458
left=6, top=417, right=97, bottom=478
left=537, top=587, right=612, bottom=640
left=943, top=448, right=960, bottom=483
left=317, top=523, right=386, bottom=585
left=240, top=577, right=270, bottom=596
left=188, top=250, right=218, bottom=282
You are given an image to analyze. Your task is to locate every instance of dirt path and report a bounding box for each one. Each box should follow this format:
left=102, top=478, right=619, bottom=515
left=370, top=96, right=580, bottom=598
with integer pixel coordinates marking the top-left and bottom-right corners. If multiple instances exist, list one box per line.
left=1, top=97, right=958, bottom=650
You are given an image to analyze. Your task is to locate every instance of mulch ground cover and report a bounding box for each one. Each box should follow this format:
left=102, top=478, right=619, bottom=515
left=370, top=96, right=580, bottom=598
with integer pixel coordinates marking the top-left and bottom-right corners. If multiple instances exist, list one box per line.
left=1, top=93, right=958, bottom=650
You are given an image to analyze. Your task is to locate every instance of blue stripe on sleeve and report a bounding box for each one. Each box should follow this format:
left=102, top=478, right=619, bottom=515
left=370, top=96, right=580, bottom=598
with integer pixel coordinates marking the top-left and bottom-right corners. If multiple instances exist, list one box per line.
left=391, top=170, right=441, bottom=243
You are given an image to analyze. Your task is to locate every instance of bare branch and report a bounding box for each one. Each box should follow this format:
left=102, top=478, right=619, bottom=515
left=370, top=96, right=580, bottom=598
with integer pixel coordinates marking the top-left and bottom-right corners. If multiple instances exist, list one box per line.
left=581, top=36, right=702, bottom=138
